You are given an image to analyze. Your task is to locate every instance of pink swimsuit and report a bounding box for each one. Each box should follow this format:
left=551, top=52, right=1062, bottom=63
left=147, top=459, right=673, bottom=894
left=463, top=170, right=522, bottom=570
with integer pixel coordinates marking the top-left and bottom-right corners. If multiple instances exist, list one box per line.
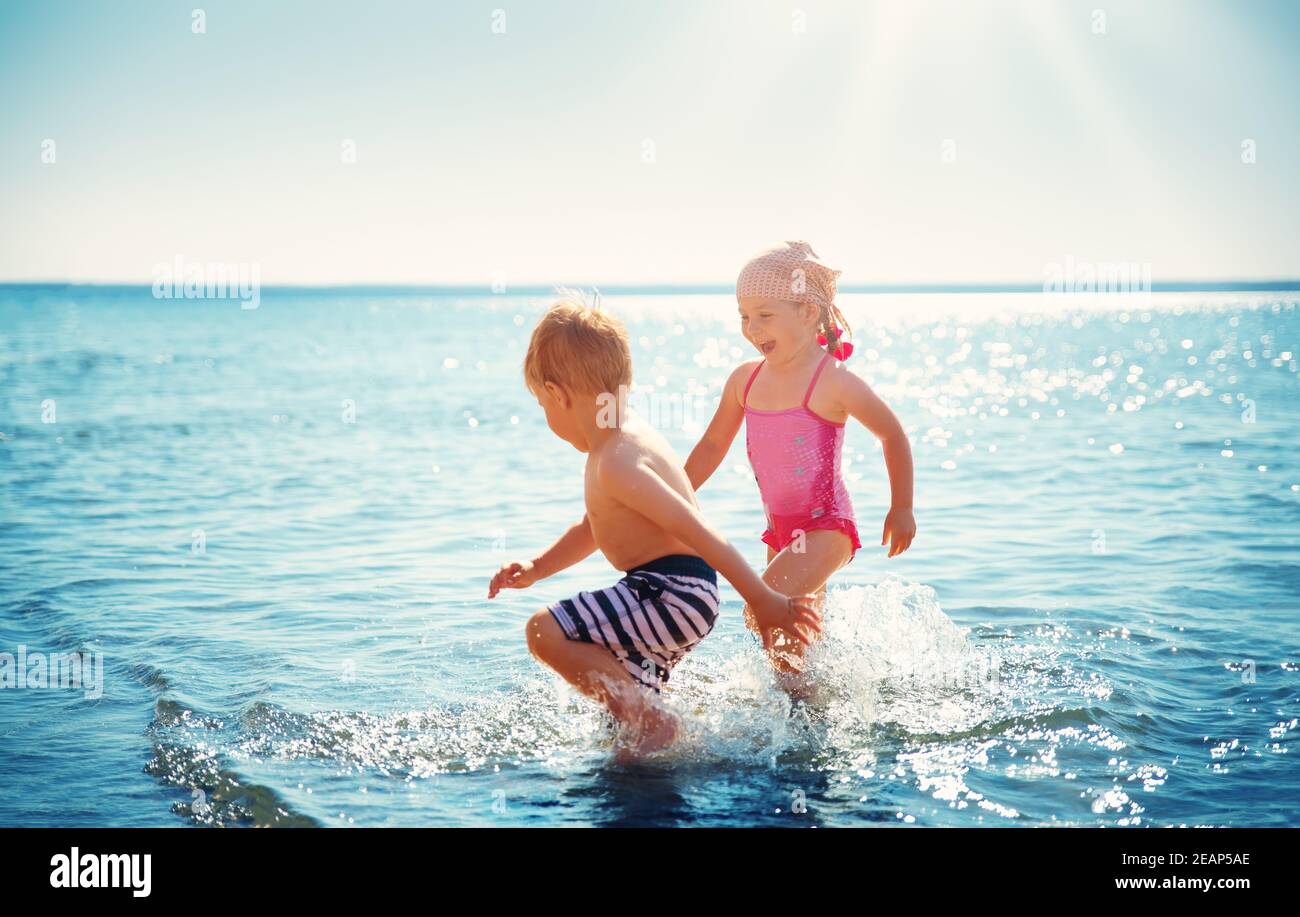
left=743, top=353, right=862, bottom=559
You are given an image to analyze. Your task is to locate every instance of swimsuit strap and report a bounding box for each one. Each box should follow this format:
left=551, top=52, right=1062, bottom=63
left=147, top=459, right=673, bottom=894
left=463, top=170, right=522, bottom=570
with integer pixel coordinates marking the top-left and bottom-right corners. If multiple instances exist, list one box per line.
left=802, top=353, right=832, bottom=408
left=741, top=360, right=764, bottom=407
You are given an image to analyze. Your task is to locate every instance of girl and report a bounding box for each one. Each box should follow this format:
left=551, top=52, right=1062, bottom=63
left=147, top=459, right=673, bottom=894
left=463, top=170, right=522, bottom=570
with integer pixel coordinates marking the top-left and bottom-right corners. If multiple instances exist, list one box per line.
left=685, top=241, right=916, bottom=680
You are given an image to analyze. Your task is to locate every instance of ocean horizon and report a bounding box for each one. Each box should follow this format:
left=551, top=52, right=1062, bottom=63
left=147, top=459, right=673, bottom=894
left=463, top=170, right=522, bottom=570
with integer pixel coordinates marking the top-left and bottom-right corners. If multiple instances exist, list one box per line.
left=4, top=279, right=1300, bottom=295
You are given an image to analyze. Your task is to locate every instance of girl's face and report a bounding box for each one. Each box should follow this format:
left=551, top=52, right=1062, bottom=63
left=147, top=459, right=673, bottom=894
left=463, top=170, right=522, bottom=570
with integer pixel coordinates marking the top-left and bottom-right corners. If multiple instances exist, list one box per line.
left=737, top=296, right=818, bottom=361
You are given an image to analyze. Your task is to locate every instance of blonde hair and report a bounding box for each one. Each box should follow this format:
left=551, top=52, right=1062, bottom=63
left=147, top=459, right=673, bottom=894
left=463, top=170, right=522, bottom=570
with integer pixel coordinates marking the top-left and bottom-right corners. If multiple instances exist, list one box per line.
left=815, top=301, right=853, bottom=358
left=523, top=290, right=633, bottom=397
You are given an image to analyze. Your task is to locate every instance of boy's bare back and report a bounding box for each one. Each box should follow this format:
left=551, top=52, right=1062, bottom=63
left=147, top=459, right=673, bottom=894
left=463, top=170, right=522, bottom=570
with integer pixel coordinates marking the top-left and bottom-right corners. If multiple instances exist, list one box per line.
left=584, top=414, right=701, bottom=571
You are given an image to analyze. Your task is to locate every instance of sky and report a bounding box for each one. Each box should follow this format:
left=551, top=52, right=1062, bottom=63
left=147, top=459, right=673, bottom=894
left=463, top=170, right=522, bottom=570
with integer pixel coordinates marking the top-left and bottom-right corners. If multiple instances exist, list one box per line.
left=1, top=0, right=1297, bottom=287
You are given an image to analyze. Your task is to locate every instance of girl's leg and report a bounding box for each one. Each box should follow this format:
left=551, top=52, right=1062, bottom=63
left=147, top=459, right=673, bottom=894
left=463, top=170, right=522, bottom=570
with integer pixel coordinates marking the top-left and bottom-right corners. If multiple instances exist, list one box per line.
left=742, top=529, right=853, bottom=674
left=525, top=611, right=677, bottom=757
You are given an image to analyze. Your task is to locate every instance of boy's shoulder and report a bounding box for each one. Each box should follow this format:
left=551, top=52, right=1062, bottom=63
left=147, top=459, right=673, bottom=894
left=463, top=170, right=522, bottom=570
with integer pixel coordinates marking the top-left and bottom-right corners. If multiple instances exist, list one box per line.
left=594, top=418, right=667, bottom=472
left=590, top=421, right=684, bottom=502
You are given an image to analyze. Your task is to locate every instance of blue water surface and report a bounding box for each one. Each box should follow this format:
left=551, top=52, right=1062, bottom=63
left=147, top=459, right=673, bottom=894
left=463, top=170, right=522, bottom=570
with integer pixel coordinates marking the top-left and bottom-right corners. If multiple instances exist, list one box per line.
left=0, top=286, right=1296, bottom=827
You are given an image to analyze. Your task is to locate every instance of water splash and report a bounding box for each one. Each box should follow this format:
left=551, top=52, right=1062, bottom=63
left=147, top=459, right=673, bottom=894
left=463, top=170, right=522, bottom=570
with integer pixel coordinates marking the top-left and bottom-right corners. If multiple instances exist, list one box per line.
left=143, top=575, right=1108, bottom=825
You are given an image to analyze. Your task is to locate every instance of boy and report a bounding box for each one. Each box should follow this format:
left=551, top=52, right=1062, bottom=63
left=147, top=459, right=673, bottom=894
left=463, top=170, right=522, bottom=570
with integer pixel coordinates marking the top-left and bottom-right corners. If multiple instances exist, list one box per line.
left=488, top=295, right=822, bottom=760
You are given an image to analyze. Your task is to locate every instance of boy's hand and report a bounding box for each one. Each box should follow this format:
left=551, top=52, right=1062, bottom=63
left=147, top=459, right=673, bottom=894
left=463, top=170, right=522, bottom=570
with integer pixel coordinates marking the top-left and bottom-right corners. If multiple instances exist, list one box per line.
left=488, top=560, right=539, bottom=598
left=881, top=506, right=916, bottom=558
left=748, top=586, right=822, bottom=650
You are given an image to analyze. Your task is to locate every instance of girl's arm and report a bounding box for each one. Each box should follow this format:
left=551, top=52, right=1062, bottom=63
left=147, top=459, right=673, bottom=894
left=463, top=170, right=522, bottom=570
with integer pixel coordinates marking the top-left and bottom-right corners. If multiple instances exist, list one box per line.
left=684, top=362, right=753, bottom=491
left=835, top=369, right=917, bottom=557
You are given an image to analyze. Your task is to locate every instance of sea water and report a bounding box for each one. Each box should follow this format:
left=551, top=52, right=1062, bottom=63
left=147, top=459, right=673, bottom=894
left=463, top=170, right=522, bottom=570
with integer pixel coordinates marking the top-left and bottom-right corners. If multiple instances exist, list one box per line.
left=0, top=286, right=1296, bottom=826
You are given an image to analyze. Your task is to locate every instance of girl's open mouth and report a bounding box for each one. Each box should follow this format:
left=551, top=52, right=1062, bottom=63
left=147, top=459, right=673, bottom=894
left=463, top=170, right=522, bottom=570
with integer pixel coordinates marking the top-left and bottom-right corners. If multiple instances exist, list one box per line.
left=760, top=341, right=775, bottom=354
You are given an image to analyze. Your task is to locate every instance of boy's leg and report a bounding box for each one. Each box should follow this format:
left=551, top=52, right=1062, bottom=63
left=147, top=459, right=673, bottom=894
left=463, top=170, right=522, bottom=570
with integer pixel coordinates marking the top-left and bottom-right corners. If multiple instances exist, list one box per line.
left=526, top=611, right=676, bottom=755
left=742, top=530, right=853, bottom=674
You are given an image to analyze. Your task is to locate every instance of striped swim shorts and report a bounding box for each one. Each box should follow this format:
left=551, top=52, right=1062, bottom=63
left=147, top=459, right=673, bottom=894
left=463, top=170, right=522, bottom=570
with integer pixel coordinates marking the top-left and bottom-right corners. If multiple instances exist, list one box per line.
left=547, top=554, right=720, bottom=693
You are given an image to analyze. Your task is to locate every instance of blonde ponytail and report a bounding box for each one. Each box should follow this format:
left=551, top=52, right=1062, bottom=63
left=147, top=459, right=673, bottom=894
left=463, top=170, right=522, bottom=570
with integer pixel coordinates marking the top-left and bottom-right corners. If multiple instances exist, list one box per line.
left=818, top=302, right=852, bottom=359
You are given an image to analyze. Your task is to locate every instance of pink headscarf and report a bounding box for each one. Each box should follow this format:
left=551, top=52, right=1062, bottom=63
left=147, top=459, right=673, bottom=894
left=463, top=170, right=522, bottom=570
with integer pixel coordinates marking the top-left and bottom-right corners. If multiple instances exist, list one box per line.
left=735, top=240, right=841, bottom=307
left=736, top=241, right=852, bottom=360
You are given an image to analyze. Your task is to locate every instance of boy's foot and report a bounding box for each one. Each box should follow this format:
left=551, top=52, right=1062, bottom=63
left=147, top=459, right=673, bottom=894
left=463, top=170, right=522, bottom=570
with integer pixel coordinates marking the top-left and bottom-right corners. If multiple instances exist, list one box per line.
left=613, top=704, right=680, bottom=763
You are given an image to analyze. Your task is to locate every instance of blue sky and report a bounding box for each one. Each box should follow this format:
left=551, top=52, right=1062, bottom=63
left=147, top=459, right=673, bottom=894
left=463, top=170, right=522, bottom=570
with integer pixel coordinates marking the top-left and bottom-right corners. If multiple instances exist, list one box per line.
left=1, top=0, right=1297, bottom=286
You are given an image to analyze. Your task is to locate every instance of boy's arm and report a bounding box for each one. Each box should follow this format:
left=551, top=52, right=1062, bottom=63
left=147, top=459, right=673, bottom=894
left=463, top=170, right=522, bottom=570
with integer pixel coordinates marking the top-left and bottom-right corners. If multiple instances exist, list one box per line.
left=530, top=513, right=598, bottom=579
left=836, top=370, right=917, bottom=557
left=599, top=455, right=821, bottom=641
left=684, top=363, right=750, bottom=490
left=488, top=514, right=596, bottom=598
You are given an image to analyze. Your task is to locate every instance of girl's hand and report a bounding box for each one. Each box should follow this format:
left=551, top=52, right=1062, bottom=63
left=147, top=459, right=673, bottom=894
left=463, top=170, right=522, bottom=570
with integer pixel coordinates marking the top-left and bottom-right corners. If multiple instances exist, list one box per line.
left=881, top=507, right=916, bottom=557
left=488, top=560, right=539, bottom=598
